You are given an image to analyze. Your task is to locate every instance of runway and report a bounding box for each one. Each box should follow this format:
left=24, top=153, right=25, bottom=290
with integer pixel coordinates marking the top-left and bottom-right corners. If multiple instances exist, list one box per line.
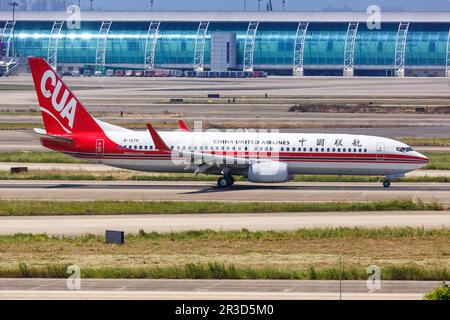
left=0, top=279, right=439, bottom=300
left=0, top=180, right=449, bottom=204
left=0, top=211, right=448, bottom=235
left=1, top=162, right=449, bottom=178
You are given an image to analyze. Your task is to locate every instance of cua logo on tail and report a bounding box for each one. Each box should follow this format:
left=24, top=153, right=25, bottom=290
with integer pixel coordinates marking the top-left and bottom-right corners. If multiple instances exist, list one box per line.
left=40, top=69, right=77, bottom=129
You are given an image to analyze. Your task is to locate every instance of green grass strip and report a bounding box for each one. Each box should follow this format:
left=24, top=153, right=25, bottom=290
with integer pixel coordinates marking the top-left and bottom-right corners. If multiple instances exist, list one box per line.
left=0, top=152, right=88, bottom=163
left=0, top=199, right=443, bottom=216
left=1, top=262, right=447, bottom=281
left=2, top=227, right=449, bottom=242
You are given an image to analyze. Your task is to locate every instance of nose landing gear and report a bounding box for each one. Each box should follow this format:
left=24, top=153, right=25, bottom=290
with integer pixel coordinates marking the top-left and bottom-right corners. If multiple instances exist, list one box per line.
left=383, top=180, right=391, bottom=188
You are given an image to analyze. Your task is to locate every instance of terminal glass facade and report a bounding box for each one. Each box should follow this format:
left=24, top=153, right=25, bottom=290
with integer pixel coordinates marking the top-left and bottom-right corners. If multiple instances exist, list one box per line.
left=1, top=20, right=449, bottom=73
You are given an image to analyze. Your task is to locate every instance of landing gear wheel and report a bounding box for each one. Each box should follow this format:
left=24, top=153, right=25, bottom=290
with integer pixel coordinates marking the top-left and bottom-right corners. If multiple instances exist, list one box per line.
left=217, top=177, right=228, bottom=188
left=226, top=176, right=235, bottom=187
left=383, top=180, right=391, bottom=188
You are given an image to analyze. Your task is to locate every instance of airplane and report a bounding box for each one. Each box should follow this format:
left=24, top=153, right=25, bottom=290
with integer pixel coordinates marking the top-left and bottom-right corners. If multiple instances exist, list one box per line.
left=28, top=57, right=428, bottom=188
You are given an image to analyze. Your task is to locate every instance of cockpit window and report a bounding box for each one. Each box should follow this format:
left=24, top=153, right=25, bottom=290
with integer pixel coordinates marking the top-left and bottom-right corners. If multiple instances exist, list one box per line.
left=396, top=146, right=413, bottom=153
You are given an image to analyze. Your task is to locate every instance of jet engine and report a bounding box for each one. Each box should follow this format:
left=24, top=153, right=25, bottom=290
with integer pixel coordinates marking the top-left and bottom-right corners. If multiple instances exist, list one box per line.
left=247, top=161, right=290, bottom=183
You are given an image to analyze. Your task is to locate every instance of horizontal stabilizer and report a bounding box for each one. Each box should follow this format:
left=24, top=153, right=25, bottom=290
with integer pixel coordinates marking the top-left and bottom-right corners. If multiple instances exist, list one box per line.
left=33, top=128, right=74, bottom=144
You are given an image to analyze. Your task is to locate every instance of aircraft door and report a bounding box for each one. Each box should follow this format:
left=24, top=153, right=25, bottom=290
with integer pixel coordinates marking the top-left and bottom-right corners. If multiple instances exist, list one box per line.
left=96, top=139, right=104, bottom=156
left=376, top=142, right=384, bottom=160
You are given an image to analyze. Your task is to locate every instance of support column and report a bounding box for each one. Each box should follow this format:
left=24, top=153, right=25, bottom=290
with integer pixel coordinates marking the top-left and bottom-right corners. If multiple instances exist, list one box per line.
left=193, top=21, right=209, bottom=72
left=1, top=21, right=16, bottom=58
left=243, top=21, right=259, bottom=72
left=446, top=28, right=450, bottom=77
left=394, top=22, right=409, bottom=77
left=293, top=21, right=309, bottom=76
left=144, top=21, right=161, bottom=70
left=47, top=21, right=65, bottom=70
left=343, top=22, right=359, bottom=77
left=95, top=21, right=112, bottom=67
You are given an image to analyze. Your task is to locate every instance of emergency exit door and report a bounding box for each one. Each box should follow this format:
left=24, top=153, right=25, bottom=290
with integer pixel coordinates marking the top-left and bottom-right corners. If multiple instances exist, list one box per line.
left=376, top=142, right=384, bottom=160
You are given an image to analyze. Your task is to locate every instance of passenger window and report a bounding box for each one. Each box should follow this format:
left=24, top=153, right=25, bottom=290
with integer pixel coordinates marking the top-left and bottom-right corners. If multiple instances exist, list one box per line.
left=310, top=148, right=313, bottom=152
left=303, top=148, right=307, bottom=152
left=364, top=148, right=367, bottom=152
left=133, top=146, right=137, bottom=150
left=321, top=148, right=324, bottom=152
left=353, top=148, right=357, bottom=152
left=358, top=148, right=362, bottom=153
left=281, top=147, right=284, bottom=151
left=286, top=147, right=290, bottom=152
left=337, top=148, right=341, bottom=152
left=139, top=146, right=142, bottom=150
left=150, top=146, right=153, bottom=150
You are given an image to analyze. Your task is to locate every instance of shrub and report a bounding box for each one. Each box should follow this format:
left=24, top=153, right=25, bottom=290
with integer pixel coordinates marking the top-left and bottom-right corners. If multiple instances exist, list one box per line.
left=424, top=282, right=450, bottom=300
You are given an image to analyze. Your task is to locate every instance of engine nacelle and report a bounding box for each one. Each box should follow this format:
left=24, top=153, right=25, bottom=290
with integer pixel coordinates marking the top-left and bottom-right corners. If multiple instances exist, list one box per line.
left=247, top=161, right=289, bottom=183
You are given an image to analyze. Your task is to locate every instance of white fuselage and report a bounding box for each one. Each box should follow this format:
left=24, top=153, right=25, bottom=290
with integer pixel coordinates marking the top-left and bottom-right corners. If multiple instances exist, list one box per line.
left=74, top=127, right=428, bottom=178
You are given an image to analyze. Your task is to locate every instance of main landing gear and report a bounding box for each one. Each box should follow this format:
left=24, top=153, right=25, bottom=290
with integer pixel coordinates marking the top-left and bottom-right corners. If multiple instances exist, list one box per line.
left=217, top=173, right=235, bottom=188
left=383, top=180, right=391, bottom=188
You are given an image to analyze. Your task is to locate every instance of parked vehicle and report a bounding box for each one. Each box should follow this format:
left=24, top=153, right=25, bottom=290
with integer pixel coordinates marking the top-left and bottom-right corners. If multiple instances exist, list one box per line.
left=115, top=70, right=124, bottom=77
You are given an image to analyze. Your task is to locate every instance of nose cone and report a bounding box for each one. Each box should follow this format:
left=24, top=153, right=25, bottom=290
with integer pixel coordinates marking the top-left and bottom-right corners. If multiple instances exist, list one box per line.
left=415, top=151, right=429, bottom=168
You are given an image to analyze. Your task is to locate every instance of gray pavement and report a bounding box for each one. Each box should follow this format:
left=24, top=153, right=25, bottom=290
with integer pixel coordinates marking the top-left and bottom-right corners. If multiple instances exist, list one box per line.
left=0, top=279, right=439, bottom=300
left=0, top=181, right=449, bottom=204
left=0, top=211, right=448, bottom=236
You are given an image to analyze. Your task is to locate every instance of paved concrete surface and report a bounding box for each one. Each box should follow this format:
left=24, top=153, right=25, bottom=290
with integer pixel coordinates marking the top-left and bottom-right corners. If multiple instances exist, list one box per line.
left=3, top=75, right=450, bottom=97
left=0, top=211, right=448, bottom=236
left=0, top=181, right=448, bottom=204
left=0, top=279, right=439, bottom=300
left=1, top=162, right=449, bottom=177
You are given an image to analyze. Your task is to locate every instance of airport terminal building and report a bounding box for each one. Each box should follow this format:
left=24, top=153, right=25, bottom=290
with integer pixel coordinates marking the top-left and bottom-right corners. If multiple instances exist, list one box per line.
left=1, top=11, right=450, bottom=76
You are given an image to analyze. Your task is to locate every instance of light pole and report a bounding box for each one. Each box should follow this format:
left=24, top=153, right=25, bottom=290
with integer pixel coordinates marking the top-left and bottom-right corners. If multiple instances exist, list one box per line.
left=89, top=0, right=93, bottom=11
left=257, top=0, right=261, bottom=11
left=9, top=1, right=18, bottom=21
left=244, top=0, right=247, bottom=11
left=150, top=0, right=154, bottom=11
left=282, top=0, right=286, bottom=12
left=8, top=1, right=18, bottom=57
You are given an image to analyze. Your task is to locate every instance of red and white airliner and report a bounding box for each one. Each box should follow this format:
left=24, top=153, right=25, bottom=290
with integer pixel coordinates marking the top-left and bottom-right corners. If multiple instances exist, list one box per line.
left=28, top=57, right=428, bottom=188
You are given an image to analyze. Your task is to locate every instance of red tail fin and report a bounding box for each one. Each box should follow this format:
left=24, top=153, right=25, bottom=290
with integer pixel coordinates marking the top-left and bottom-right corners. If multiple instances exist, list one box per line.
left=28, top=57, right=101, bottom=135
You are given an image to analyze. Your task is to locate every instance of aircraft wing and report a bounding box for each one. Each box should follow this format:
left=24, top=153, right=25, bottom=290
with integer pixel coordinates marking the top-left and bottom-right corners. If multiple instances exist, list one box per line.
left=146, top=123, right=252, bottom=167
left=178, top=120, right=190, bottom=132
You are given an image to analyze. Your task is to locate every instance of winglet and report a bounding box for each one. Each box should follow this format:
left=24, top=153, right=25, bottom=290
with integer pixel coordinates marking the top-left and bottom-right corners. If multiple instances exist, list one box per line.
left=178, top=120, right=190, bottom=132
left=146, top=123, right=171, bottom=152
